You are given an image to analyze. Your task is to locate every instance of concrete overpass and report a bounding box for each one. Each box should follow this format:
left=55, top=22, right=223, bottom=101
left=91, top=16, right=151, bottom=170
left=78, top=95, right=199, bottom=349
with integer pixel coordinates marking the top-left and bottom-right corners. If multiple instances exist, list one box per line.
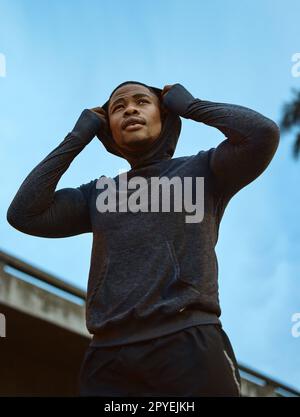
left=0, top=249, right=299, bottom=397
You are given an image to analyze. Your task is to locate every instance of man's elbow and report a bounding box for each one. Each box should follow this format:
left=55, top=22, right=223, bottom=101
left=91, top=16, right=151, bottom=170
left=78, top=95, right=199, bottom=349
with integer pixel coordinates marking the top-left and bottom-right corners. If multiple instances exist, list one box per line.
left=6, top=205, right=28, bottom=233
left=263, top=118, right=280, bottom=147
left=7, top=205, right=16, bottom=228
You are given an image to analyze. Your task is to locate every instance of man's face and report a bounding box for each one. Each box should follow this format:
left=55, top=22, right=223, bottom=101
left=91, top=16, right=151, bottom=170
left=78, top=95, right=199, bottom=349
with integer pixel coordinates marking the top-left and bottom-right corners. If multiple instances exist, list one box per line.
left=108, top=84, right=162, bottom=154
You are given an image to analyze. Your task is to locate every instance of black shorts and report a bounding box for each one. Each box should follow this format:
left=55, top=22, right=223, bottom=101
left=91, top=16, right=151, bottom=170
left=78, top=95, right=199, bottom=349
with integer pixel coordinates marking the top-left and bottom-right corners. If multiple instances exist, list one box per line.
left=78, top=324, right=241, bottom=397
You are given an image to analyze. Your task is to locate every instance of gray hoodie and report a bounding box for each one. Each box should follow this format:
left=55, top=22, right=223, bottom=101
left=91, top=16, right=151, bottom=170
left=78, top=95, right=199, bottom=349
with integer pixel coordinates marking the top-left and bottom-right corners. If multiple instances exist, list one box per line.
left=6, top=82, right=280, bottom=346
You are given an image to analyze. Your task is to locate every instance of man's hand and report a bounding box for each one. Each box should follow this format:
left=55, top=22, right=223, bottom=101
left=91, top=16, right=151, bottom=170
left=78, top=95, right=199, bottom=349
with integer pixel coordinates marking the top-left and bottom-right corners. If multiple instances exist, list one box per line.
left=89, top=106, right=107, bottom=123
left=161, top=83, right=196, bottom=117
left=72, top=107, right=109, bottom=142
left=89, top=106, right=111, bottom=138
left=161, top=84, right=174, bottom=99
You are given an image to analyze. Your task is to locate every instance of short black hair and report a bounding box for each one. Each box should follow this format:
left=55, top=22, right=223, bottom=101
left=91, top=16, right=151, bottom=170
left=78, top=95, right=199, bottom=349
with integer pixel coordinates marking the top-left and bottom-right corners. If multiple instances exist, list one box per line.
left=106, top=81, right=167, bottom=125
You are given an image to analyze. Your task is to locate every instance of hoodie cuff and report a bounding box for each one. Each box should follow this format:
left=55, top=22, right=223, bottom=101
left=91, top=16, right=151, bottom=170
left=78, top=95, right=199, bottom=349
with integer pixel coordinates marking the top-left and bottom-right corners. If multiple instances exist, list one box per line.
left=71, top=109, right=102, bottom=142
left=162, top=83, right=196, bottom=117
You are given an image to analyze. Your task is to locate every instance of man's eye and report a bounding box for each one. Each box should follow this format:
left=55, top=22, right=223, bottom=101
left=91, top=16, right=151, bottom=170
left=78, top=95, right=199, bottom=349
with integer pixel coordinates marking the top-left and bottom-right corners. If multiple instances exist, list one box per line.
left=113, top=99, right=149, bottom=112
left=114, top=104, right=123, bottom=111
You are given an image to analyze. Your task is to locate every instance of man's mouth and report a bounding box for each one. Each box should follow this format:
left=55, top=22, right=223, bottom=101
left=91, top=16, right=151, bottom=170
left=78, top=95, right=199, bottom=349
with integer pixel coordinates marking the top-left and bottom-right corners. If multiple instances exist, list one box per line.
left=124, top=123, right=144, bottom=131
left=122, top=117, right=146, bottom=130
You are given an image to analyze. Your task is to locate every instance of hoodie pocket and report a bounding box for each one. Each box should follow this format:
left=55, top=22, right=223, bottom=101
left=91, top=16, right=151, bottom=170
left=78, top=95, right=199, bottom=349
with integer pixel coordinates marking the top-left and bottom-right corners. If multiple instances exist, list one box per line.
left=172, top=243, right=218, bottom=297
left=88, top=239, right=181, bottom=319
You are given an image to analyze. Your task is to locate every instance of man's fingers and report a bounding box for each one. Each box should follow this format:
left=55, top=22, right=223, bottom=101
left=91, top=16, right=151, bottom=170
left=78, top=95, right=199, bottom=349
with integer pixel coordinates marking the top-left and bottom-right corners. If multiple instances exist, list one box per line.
left=90, top=107, right=107, bottom=119
left=161, top=85, right=174, bottom=97
left=90, top=106, right=105, bottom=113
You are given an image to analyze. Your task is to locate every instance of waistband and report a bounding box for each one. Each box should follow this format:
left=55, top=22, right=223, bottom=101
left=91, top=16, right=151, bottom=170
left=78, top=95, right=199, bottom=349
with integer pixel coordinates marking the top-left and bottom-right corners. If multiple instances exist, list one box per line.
left=90, top=308, right=221, bottom=347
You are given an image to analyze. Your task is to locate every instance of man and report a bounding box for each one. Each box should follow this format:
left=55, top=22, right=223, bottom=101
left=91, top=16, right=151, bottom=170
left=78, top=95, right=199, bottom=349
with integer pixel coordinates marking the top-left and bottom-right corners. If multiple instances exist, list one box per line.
left=7, top=81, right=280, bottom=396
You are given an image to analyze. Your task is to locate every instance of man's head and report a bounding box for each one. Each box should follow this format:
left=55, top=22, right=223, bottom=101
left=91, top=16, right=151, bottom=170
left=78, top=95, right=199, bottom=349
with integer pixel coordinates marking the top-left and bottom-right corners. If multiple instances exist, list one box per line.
left=106, top=82, right=166, bottom=154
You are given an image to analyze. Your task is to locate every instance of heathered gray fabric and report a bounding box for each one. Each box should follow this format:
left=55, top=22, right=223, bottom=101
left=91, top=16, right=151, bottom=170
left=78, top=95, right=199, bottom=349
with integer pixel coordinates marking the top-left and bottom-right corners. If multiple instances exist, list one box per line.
left=7, top=83, right=280, bottom=346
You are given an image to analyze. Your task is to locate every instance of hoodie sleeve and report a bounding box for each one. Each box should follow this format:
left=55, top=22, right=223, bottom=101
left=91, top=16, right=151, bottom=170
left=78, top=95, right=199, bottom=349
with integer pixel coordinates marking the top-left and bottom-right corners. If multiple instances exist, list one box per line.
left=163, top=84, right=280, bottom=199
left=6, top=109, right=101, bottom=238
left=188, top=100, right=280, bottom=199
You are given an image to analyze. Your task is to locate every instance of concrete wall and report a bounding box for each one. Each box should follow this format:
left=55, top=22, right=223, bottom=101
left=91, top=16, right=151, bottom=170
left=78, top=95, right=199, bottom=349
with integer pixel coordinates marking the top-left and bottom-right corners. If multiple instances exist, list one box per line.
left=0, top=265, right=91, bottom=396
left=0, top=252, right=298, bottom=397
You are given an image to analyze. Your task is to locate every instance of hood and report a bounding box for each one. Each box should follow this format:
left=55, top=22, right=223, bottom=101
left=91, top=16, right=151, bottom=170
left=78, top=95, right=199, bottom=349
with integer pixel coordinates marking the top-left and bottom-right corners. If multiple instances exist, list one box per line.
left=96, top=81, right=182, bottom=170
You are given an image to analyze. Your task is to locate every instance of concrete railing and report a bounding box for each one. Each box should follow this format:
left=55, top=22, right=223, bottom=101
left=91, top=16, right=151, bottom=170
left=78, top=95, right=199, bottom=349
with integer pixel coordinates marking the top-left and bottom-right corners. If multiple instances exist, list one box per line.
left=238, top=364, right=300, bottom=397
left=0, top=249, right=85, bottom=300
left=0, top=248, right=299, bottom=397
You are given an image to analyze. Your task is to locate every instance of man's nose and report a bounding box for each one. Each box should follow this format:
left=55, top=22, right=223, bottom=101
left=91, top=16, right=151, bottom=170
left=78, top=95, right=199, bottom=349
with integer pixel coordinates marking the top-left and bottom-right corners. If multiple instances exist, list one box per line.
left=124, top=105, right=139, bottom=115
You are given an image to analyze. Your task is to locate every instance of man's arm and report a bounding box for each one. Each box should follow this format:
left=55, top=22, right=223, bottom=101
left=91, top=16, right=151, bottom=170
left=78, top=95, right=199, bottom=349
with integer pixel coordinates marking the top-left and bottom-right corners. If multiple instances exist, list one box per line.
left=162, top=83, right=280, bottom=198
left=6, top=109, right=103, bottom=238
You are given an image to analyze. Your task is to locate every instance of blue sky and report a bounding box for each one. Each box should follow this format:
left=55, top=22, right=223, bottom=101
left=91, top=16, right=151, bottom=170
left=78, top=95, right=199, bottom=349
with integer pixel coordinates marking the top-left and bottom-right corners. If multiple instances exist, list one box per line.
left=1, top=0, right=300, bottom=391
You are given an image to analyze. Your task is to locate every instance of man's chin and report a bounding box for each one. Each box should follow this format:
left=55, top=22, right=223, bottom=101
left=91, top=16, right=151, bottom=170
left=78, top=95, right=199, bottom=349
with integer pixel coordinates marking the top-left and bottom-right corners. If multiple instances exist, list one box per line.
left=122, top=136, right=156, bottom=153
